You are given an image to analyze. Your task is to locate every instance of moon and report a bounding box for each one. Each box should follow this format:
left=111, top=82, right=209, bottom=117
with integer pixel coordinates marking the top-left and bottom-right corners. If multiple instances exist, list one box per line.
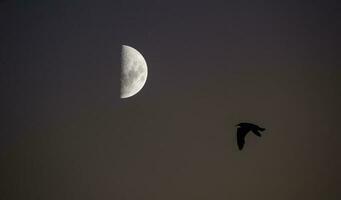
left=120, top=45, right=148, bottom=98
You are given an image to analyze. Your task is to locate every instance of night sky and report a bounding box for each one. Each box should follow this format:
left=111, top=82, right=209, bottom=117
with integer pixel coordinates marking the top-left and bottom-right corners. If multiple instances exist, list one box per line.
left=1, top=0, right=340, bottom=199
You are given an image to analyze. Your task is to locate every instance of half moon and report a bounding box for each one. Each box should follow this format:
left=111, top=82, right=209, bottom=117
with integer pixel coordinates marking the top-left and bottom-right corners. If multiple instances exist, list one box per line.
left=120, top=45, right=148, bottom=98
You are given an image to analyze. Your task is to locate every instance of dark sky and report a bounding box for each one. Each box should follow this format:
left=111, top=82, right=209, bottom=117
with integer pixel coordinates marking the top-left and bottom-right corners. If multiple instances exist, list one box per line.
left=1, top=0, right=340, bottom=199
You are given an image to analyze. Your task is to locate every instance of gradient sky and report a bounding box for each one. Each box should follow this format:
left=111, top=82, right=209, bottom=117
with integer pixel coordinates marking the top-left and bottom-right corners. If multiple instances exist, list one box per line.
left=1, top=0, right=340, bottom=199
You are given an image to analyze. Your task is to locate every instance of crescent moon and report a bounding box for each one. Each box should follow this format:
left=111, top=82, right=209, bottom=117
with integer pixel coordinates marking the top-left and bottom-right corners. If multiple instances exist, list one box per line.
left=120, top=45, right=148, bottom=98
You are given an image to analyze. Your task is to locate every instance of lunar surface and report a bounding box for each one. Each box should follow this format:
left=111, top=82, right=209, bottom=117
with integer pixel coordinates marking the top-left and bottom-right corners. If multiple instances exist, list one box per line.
left=120, top=45, right=148, bottom=98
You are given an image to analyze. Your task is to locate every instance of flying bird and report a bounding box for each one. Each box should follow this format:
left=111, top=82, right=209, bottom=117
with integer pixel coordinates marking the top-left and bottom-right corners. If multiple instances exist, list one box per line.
left=236, top=123, right=266, bottom=150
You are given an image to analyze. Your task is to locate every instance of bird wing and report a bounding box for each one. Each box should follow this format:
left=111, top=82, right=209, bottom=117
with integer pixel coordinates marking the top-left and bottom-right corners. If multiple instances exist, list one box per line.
left=252, top=130, right=262, bottom=137
left=237, top=127, right=248, bottom=150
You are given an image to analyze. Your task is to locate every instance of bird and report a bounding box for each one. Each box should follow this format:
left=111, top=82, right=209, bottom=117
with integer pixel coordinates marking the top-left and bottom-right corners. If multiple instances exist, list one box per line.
left=236, top=123, right=266, bottom=150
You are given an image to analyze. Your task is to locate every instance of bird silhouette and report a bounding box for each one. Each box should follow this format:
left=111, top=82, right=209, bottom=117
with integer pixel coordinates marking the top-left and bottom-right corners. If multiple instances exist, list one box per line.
left=236, top=123, right=266, bottom=150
